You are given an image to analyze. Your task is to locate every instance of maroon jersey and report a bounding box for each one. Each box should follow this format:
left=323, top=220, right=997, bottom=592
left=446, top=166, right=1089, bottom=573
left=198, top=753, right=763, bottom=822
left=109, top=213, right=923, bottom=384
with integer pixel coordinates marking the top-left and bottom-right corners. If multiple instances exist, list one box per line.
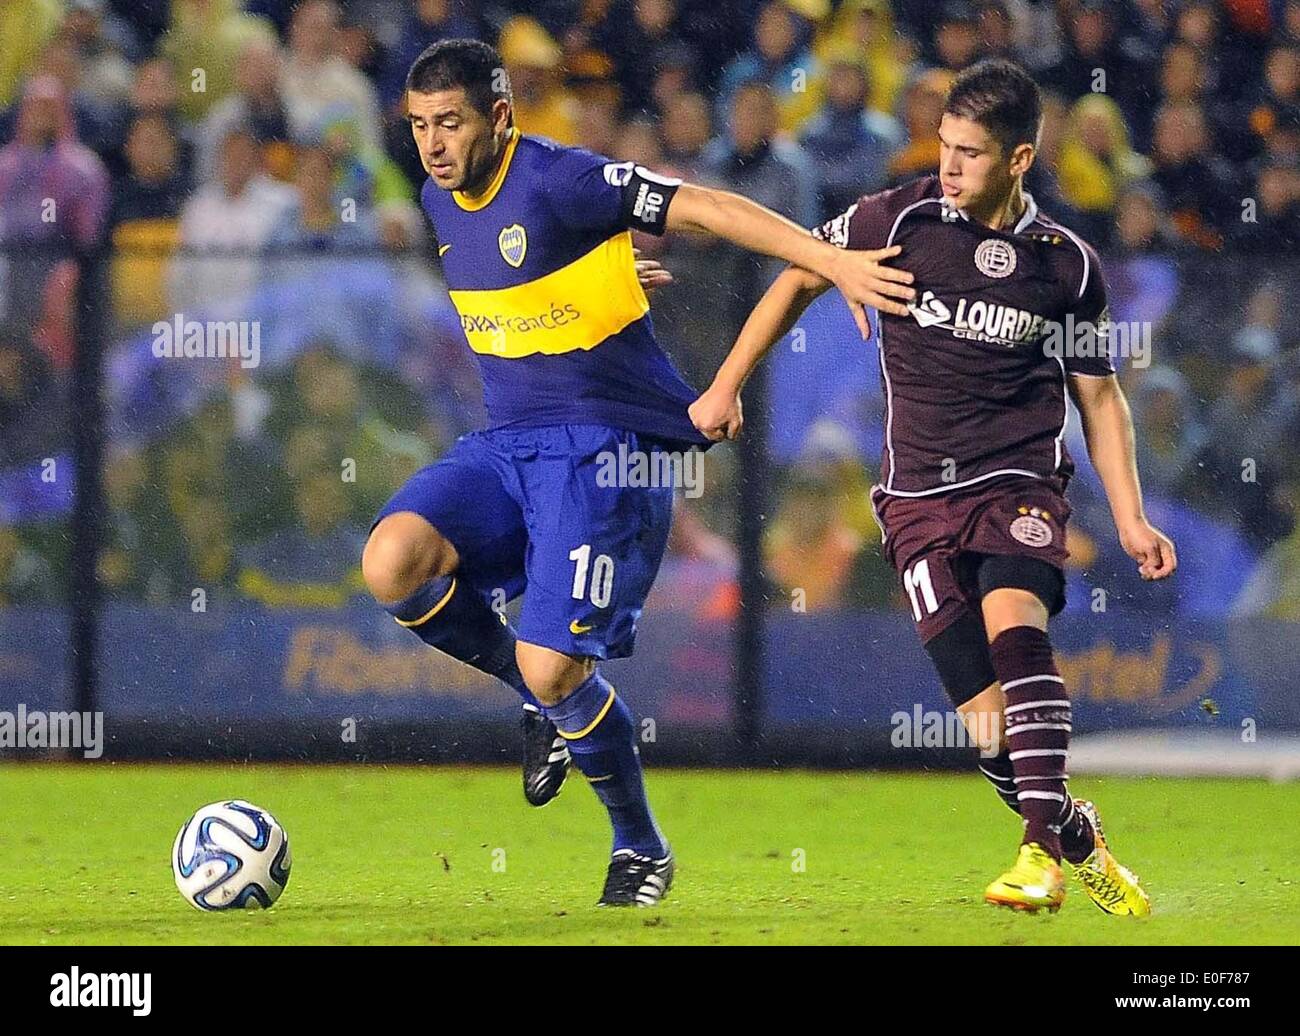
left=813, top=176, right=1113, bottom=497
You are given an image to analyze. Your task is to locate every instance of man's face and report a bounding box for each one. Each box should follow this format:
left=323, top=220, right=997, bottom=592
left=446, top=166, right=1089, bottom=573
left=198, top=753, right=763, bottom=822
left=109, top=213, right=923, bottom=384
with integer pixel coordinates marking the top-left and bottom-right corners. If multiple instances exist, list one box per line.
left=127, top=117, right=177, bottom=181
left=22, top=95, right=60, bottom=145
left=662, top=93, right=710, bottom=154
left=1258, top=166, right=1298, bottom=214
left=1153, top=107, right=1201, bottom=165
left=938, top=112, right=1023, bottom=213
left=236, top=41, right=280, bottom=98
left=732, top=87, right=775, bottom=152
left=296, top=147, right=334, bottom=205
left=755, top=2, right=796, bottom=63
left=854, top=6, right=881, bottom=45
left=651, top=65, right=689, bottom=109
left=1117, top=192, right=1158, bottom=247
left=904, top=82, right=944, bottom=134
left=131, top=59, right=177, bottom=112
left=417, top=0, right=449, bottom=26
left=635, top=0, right=675, bottom=34
left=826, top=63, right=866, bottom=111
left=1079, top=110, right=1112, bottom=155
left=1071, top=9, right=1110, bottom=54
left=1162, top=46, right=1200, bottom=100
left=1177, top=4, right=1216, bottom=48
left=1267, top=48, right=1300, bottom=100
left=291, top=1, right=336, bottom=60
left=219, top=133, right=258, bottom=195
left=407, top=87, right=504, bottom=192
left=39, top=42, right=79, bottom=88
left=937, top=21, right=980, bottom=69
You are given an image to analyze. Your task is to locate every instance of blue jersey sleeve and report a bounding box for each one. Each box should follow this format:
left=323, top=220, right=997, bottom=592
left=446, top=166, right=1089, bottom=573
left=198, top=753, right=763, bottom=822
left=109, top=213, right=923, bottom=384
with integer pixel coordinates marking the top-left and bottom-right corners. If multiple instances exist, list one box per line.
left=543, top=146, right=682, bottom=237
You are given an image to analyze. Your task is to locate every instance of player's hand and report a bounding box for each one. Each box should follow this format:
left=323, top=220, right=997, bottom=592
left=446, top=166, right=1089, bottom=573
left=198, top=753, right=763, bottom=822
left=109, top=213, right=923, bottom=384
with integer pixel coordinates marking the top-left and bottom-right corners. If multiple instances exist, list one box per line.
left=825, top=244, right=915, bottom=339
left=633, top=248, right=673, bottom=293
left=689, top=383, right=743, bottom=442
left=1117, top=518, right=1177, bottom=580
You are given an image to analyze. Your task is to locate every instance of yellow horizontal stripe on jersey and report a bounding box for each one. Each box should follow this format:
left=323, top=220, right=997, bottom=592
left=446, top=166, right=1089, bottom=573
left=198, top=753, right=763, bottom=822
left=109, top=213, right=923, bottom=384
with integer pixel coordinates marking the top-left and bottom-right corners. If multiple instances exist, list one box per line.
left=448, top=231, right=649, bottom=359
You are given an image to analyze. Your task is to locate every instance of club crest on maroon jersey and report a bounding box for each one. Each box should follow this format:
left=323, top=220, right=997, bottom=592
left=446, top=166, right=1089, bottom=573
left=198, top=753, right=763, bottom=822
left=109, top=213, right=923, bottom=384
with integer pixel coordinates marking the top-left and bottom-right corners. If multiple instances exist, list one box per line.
left=974, top=238, right=1017, bottom=278
left=1009, top=506, right=1053, bottom=547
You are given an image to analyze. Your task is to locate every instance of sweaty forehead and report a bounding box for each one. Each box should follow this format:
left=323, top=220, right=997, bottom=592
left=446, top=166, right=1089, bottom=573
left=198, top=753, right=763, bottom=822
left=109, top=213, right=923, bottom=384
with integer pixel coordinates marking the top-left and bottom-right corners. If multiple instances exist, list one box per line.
left=407, top=87, right=474, bottom=120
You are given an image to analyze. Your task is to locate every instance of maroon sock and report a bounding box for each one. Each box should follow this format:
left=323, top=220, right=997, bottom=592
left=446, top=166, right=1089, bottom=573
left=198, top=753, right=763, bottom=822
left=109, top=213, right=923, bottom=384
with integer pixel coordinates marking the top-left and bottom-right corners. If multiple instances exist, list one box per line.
left=988, top=626, right=1072, bottom=860
left=978, top=745, right=1095, bottom=862
left=1057, top=796, right=1098, bottom=865
left=978, top=747, right=1021, bottom=815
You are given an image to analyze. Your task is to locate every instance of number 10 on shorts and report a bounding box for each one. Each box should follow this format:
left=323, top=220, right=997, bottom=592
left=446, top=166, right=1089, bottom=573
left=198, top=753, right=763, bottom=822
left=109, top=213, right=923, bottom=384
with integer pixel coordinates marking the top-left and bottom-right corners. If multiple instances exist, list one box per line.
left=570, top=544, right=615, bottom=608
left=903, top=558, right=939, bottom=622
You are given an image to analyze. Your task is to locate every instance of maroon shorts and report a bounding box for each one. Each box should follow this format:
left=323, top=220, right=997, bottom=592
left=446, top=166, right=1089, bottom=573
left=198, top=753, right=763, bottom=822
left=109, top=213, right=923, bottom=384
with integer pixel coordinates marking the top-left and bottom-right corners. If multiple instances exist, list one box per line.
left=870, top=475, right=1071, bottom=644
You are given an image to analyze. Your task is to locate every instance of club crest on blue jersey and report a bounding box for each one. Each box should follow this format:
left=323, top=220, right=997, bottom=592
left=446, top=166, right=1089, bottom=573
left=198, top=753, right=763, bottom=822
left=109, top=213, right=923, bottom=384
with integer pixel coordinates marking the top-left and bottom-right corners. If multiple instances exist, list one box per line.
left=498, top=224, right=527, bottom=267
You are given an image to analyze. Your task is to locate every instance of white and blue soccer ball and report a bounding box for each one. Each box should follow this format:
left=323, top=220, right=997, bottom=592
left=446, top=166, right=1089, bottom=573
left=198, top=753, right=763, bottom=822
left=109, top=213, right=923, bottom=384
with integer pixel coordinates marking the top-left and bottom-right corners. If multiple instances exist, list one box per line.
left=172, top=800, right=292, bottom=910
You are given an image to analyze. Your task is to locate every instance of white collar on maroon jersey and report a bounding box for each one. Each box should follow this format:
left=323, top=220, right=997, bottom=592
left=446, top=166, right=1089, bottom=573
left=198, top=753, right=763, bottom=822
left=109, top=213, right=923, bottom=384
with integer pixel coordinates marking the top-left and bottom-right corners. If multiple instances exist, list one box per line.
left=940, top=189, right=1039, bottom=234
left=1011, top=190, right=1039, bottom=234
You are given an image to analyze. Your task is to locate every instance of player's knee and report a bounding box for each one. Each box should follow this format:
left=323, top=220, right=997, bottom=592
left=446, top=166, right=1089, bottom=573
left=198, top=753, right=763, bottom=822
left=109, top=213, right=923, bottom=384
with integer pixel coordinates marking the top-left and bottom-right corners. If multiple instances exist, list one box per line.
left=978, top=556, right=1060, bottom=640
left=362, top=514, right=457, bottom=604
left=515, top=642, right=593, bottom=707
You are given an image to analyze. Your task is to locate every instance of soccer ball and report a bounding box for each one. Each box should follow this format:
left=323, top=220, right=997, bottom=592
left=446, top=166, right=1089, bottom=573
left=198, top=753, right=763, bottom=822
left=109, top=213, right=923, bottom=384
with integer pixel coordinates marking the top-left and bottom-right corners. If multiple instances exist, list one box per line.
left=172, top=800, right=291, bottom=910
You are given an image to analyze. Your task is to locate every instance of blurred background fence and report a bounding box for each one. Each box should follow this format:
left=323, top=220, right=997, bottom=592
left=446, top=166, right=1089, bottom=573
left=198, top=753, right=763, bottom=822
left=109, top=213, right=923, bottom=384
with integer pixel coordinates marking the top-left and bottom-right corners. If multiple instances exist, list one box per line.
left=2, top=0, right=1300, bottom=768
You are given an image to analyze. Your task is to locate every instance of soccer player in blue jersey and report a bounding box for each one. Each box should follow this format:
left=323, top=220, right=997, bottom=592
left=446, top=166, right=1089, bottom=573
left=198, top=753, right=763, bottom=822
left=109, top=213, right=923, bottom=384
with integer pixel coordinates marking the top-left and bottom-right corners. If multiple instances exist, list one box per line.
left=361, top=39, right=914, bottom=905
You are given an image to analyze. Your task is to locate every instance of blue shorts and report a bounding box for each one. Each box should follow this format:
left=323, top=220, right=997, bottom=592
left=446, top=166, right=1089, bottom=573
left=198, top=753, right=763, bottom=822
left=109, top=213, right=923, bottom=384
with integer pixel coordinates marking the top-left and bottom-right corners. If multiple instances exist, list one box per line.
left=373, top=424, right=676, bottom=659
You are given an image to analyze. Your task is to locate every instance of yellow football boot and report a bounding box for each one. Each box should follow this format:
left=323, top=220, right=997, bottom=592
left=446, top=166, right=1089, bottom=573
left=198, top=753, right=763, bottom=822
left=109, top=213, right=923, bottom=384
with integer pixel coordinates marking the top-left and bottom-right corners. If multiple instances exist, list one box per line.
left=1069, top=799, right=1152, bottom=917
left=985, top=842, right=1066, bottom=913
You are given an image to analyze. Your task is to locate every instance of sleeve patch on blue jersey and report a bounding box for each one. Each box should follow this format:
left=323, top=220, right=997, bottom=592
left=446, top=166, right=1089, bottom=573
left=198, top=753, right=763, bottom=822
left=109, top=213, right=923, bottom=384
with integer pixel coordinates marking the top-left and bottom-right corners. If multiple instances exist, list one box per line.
left=604, top=163, right=681, bottom=236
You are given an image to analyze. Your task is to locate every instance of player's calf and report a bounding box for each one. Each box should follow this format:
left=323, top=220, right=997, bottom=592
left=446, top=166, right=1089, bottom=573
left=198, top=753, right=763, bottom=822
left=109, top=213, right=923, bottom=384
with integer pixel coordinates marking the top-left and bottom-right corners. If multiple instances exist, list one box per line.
left=989, top=624, right=1071, bottom=860
left=925, top=600, right=1098, bottom=863
left=522, top=650, right=671, bottom=903
left=926, top=612, right=1021, bottom=813
left=365, top=514, right=569, bottom=803
left=365, top=514, right=536, bottom=703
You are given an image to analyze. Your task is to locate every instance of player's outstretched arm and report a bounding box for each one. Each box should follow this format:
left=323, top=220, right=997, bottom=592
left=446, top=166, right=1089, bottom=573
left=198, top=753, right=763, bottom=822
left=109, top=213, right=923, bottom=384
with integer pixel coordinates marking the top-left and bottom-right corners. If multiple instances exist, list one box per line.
left=689, top=264, right=838, bottom=442
left=665, top=183, right=914, bottom=340
left=1068, top=373, right=1177, bottom=581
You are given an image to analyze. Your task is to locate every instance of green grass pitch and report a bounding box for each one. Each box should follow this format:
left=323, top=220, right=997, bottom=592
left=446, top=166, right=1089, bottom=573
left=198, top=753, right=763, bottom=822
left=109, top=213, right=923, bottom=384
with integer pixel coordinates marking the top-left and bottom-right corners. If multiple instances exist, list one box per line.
left=2, top=764, right=1297, bottom=945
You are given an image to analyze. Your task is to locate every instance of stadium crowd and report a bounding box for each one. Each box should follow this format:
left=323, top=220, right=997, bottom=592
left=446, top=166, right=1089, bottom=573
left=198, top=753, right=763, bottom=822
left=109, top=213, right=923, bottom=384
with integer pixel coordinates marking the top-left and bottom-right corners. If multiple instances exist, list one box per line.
left=1, top=0, right=1299, bottom=622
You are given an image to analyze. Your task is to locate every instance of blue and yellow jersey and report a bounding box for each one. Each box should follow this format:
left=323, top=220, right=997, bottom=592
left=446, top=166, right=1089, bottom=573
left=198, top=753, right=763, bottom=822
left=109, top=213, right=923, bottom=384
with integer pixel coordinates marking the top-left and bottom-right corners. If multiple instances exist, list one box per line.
left=421, top=129, right=707, bottom=446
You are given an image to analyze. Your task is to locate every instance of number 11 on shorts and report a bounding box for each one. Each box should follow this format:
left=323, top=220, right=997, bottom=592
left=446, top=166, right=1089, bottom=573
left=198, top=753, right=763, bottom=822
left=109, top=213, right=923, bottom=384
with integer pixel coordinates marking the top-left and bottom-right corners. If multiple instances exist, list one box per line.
left=570, top=544, right=615, bottom=608
left=903, top=557, right=939, bottom=622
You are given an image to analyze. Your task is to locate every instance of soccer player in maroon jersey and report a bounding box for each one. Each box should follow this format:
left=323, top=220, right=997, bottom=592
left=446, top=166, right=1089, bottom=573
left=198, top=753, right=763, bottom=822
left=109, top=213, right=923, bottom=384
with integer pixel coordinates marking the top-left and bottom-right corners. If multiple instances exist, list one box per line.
left=690, top=60, right=1176, bottom=914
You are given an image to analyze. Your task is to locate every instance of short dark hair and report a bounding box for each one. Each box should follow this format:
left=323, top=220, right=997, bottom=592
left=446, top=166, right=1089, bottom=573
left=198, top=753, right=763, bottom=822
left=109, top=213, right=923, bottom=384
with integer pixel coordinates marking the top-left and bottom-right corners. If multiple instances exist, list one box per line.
left=406, top=38, right=511, bottom=116
left=944, top=59, right=1041, bottom=152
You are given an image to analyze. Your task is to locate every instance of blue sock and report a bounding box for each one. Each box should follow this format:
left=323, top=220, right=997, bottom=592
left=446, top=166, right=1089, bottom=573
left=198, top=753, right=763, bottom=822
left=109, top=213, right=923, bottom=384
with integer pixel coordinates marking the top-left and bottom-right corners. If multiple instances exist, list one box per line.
left=545, top=671, right=667, bottom=857
left=382, top=575, right=541, bottom=709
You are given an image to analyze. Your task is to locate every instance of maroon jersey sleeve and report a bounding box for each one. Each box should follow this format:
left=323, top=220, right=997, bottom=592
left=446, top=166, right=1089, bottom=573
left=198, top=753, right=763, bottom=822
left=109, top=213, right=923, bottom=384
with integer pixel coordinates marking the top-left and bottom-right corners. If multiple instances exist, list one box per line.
left=1062, top=237, right=1115, bottom=378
